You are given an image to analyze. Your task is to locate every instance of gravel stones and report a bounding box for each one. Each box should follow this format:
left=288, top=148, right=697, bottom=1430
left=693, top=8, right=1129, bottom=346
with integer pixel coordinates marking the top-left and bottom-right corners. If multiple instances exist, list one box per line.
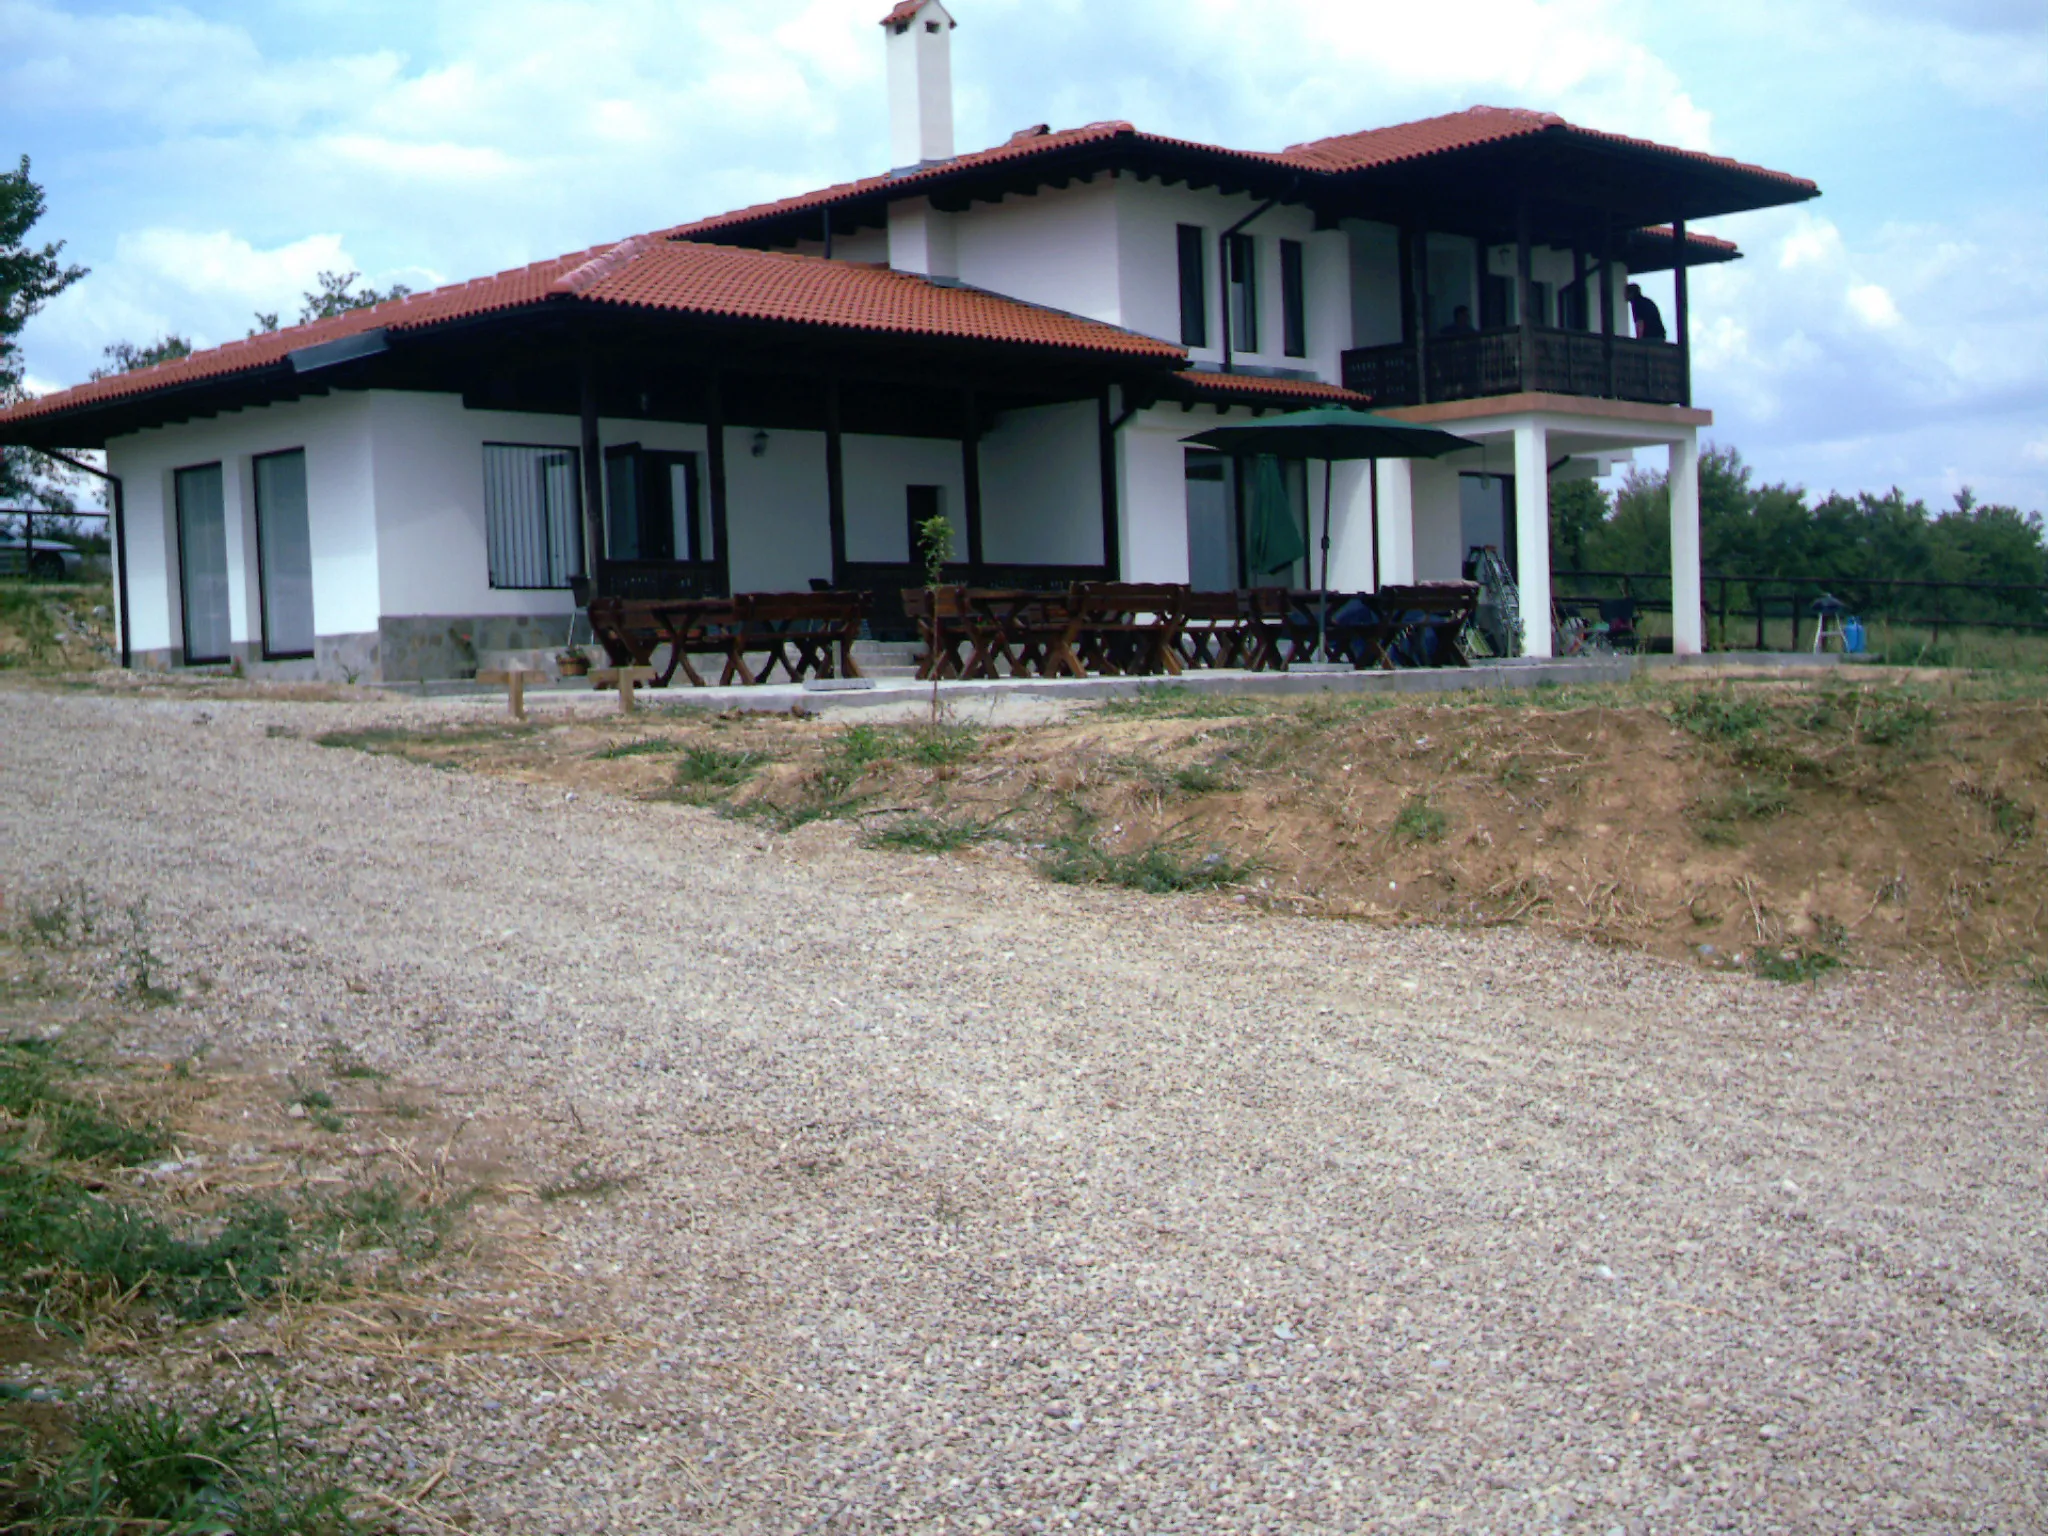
left=2, top=683, right=2044, bottom=1533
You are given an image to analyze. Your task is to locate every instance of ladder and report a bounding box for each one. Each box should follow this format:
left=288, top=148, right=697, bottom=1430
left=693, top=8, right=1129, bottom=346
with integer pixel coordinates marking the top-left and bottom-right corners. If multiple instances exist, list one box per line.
left=1467, top=546, right=1524, bottom=659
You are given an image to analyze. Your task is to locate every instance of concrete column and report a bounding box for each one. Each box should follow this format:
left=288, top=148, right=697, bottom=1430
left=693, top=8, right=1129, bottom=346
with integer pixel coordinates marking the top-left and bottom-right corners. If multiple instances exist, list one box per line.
left=1513, top=420, right=1552, bottom=656
left=1669, top=427, right=1704, bottom=655
left=1322, top=460, right=1376, bottom=590
left=1116, top=422, right=1189, bottom=583
left=1374, top=460, right=1416, bottom=588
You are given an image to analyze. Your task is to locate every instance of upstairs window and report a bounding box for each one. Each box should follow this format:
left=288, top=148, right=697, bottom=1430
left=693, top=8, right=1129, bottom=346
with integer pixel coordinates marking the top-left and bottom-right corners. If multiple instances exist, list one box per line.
left=1226, top=233, right=1258, bottom=353
left=1280, top=239, right=1307, bottom=358
left=1176, top=225, right=1208, bottom=347
left=484, top=443, right=584, bottom=589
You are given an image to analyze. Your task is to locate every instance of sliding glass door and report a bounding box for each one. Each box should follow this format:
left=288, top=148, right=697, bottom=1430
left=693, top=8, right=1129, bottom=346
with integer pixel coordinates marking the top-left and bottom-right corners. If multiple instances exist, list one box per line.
left=174, top=463, right=230, bottom=664
left=254, top=450, right=314, bottom=658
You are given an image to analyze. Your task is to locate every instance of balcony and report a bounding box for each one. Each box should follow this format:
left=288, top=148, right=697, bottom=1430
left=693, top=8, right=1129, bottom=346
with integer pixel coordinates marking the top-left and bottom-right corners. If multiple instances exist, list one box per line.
left=1341, top=328, right=1686, bottom=410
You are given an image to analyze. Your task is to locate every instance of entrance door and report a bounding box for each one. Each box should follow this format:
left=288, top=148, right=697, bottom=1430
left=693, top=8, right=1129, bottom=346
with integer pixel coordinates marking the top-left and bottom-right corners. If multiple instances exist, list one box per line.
left=1183, top=451, right=1238, bottom=591
left=603, top=446, right=702, bottom=562
left=174, top=462, right=230, bottom=664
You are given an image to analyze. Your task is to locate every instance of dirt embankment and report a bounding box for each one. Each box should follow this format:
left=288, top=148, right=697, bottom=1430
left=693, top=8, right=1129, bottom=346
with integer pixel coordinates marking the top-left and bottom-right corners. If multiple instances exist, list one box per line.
left=305, top=673, right=2048, bottom=987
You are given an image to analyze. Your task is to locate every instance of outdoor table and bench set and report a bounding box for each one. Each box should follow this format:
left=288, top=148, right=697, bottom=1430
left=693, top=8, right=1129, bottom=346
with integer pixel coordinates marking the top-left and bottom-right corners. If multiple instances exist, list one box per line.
left=584, top=580, right=1478, bottom=689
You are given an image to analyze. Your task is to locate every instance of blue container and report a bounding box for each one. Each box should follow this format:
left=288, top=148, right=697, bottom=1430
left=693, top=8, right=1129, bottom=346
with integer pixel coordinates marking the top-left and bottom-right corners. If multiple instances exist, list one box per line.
left=1842, top=616, right=1866, bottom=654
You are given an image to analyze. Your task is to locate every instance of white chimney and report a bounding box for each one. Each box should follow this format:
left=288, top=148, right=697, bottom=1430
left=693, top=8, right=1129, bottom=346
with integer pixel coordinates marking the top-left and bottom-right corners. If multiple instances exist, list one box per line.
left=883, top=0, right=956, bottom=170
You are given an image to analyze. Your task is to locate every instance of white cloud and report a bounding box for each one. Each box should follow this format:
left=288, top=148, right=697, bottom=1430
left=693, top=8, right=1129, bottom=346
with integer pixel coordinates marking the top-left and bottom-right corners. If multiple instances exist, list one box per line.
left=1846, top=281, right=1901, bottom=329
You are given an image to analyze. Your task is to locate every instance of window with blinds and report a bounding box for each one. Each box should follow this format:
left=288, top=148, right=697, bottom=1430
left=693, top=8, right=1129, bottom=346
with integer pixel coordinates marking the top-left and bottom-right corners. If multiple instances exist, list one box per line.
left=483, top=443, right=584, bottom=589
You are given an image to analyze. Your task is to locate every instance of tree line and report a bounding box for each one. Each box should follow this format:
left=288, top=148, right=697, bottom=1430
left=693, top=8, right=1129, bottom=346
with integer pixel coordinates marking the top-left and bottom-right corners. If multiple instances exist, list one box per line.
left=1552, top=447, right=2048, bottom=626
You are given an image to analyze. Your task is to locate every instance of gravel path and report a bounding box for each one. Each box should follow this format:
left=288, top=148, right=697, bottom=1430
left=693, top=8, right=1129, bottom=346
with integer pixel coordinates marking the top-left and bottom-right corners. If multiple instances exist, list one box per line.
left=4, top=684, right=2045, bottom=1535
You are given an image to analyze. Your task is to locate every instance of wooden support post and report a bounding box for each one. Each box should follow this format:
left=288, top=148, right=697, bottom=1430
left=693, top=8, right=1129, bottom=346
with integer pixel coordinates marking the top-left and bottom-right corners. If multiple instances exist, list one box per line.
left=590, top=665, right=656, bottom=712
left=578, top=335, right=605, bottom=586
left=961, top=386, right=984, bottom=575
left=1515, top=197, right=1535, bottom=393
left=706, top=370, right=730, bottom=594
left=1097, top=387, right=1121, bottom=579
left=1412, top=224, right=1431, bottom=404
left=1673, top=217, right=1692, bottom=408
left=1600, top=221, right=1617, bottom=399
left=476, top=667, right=536, bottom=721
left=824, top=376, right=846, bottom=587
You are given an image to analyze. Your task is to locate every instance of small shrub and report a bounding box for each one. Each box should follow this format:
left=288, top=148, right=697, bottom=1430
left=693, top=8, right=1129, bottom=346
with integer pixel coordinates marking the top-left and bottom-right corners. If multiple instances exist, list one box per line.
left=120, top=901, right=177, bottom=1007
left=1169, top=761, right=1233, bottom=797
left=1390, top=793, right=1448, bottom=844
left=1857, top=693, right=1938, bottom=748
left=20, top=882, right=98, bottom=948
left=1751, top=946, right=1843, bottom=984
left=665, top=745, right=769, bottom=801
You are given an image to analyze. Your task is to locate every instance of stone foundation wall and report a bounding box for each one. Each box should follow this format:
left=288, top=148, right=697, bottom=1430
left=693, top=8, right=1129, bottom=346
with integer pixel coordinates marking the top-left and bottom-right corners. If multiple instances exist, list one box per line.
left=123, top=618, right=565, bottom=684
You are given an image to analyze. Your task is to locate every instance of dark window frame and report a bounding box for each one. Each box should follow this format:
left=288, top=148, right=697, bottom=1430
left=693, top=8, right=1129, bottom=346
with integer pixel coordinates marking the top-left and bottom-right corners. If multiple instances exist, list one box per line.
left=1176, top=224, right=1208, bottom=347
left=483, top=441, right=585, bottom=591
left=905, top=483, right=945, bottom=567
left=1280, top=239, right=1307, bottom=358
left=251, top=447, right=315, bottom=661
left=172, top=459, right=230, bottom=666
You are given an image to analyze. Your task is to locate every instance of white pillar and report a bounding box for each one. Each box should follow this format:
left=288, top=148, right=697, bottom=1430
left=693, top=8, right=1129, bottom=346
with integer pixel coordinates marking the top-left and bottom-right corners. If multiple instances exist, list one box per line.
left=1669, top=427, right=1703, bottom=655
left=1513, top=420, right=1552, bottom=657
left=1375, top=460, right=1416, bottom=589
left=1323, top=460, right=1376, bottom=590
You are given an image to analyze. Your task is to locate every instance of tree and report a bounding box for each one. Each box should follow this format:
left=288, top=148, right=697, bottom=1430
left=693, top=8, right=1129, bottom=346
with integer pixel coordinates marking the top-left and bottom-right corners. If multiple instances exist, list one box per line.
left=1548, top=477, right=1607, bottom=571
left=298, top=270, right=411, bottom=324
left=90, top=335, right=193, bottom=380
left=0, top=155, right=88, bottom=505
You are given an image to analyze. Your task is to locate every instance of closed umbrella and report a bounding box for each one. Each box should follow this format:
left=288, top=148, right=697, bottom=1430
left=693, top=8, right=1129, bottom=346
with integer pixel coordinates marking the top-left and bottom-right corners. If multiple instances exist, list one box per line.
left=1183, top=407, right=1478, bottom=661
left=1245, top=454, right=1306, bottom=578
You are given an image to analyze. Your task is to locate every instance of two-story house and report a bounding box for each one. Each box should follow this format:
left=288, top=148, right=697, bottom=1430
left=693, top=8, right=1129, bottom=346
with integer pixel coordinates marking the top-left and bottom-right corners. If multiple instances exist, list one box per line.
left=0, top=0, right=1816, bottom=679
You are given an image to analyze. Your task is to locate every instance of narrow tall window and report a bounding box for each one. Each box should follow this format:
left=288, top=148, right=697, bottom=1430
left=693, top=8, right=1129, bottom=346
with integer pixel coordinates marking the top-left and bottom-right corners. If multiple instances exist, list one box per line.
left=1226, top=233, right=1258, bottom=354
left=173, top=462, right=230, bottom=664
left=1280, top=239, right=1307, bottom=358
left=253, top=449, right=313, bottom=659
left=1176, top=225, right=1208, bottom=347
left=484, top=443, right=584, bottom=589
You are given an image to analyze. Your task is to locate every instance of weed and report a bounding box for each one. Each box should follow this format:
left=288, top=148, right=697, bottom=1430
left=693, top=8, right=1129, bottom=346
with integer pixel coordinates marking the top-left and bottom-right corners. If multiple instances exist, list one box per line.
left=1857, top=693, right=1938, bottom=748
left=317, top=1178, right=446, bottom=1260
left=120, top=901, right=177, bottom=1007
left=314, top=723, right=528, bottom=755
left=862, top=812, right=1010, bottom=853
left=1751, top=946, right=1843, bottom=984
left=291, top=1086, right=345, bottom=1135
left=0, top=1040, right=167, bottom=1166
left=20, top=882, right=98, bottom=948
left=666, top=746, right=769, bottom=800
left=1038, top=824, right=1256, bottom=894
left=902, top=724, right=981, bottom=768
left=1668, top=690, right=1772, bottom=741
left=1690, top=776, right=1793, bottom=843
left=0, top=1397, right=361, bottom=1535
left=1169, top=761, right=1234, bottom=796
left=594, top=737, right=682, bottom=760
left=1390, top=793, right=1448, bottom=844
left=322, top=1046, right=386, bottom=1083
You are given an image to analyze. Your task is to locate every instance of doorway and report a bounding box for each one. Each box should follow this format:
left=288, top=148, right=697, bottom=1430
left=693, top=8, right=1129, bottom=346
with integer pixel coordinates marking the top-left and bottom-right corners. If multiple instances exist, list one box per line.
left=174, top=462, right=230, bottom=664
left=603, top=446, right=706, bottom=563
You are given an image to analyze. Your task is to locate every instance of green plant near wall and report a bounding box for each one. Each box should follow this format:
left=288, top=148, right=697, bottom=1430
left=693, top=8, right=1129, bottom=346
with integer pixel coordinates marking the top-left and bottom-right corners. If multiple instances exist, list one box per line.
left=915, top=512, right=955, bottom=725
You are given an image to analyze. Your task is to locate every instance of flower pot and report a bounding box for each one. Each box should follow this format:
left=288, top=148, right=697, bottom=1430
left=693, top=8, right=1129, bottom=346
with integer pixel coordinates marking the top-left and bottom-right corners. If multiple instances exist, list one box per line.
left=557, top=654, right=590, bottom=678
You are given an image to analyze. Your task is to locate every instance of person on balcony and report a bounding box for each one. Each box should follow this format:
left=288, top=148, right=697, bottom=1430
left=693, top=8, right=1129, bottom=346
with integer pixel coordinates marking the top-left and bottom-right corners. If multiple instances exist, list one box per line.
left=1440, top=304, right=1476, bottom=336
left=1626, top=283, right=1667, bottom=341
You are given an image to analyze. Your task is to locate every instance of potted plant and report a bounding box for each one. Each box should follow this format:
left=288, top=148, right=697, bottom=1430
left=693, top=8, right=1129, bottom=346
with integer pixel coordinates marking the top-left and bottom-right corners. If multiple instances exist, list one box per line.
left=556, top=646, right=590, bottom=678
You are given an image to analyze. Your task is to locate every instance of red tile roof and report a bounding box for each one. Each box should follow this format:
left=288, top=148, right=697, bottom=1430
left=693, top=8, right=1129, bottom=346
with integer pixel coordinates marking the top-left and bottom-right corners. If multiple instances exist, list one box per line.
left=0, top=240, right=1182, bottom=430
left=1165, top=371, right=1374, bottom=408
left=663, top=122, right=1297, bottom=241
left=1283, top=106, right=1818, bottom=194
left=879, top=0, right=947, bottom=24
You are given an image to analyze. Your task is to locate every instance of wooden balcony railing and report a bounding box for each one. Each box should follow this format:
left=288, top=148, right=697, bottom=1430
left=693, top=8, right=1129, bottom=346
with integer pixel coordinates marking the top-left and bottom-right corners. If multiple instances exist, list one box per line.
left=1341, top=328, right=1687, bottom=409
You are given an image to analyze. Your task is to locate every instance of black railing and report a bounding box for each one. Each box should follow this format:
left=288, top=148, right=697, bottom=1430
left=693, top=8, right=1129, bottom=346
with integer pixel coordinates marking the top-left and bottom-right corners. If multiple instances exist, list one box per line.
left=1555, top=570, right=2048, bottom=650
left=1342, top=329, right=1685, bottom=408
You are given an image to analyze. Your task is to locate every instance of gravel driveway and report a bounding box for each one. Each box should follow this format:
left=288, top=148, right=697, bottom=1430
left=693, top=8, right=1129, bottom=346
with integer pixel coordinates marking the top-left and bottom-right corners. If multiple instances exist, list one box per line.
left=4, top=684, right=2044, bottom=1535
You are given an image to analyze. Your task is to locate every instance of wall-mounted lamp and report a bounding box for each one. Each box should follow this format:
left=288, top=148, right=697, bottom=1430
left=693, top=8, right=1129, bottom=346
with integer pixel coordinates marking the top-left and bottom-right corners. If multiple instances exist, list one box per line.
left=750, top=430, right=769, bottom=458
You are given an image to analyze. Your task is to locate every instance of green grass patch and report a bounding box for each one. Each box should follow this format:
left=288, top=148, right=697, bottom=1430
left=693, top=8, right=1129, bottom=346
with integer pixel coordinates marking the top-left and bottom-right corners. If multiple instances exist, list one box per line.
left=313, top=723, right=530, bottom=755
left=593, top=736, right=683, bottom=760
left=0, top=1040, right=168, bottom=1167
left=1668, top=689, right=1773, bottom=742
left=1038, top=825, right=1257, bottom=895
left=1168, top=761, right=1234, bottom=797
left=861, top=812, right=1012, bottom=853
left=0, top=1397, right=362, bottom=1536
left=1390, top=792, right=1448, bottom=844
left=1689, top=775, right=1794, bottom=844
left=661, top=745, right=771, bottom=804
left=1750, top=946, right=1844, bottom=984
left=1094, top=686, right=1274, bottom=722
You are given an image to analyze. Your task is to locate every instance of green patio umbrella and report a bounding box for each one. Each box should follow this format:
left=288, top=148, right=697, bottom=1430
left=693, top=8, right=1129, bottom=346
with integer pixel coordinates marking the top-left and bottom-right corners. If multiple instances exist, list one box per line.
left=1245, top=454, right=1306, bottom=577
left=1183, top=407, right=1479, bottom=660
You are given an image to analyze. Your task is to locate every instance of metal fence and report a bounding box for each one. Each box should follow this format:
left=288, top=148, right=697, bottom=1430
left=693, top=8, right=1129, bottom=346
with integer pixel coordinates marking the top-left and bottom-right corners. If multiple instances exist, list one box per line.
left=1555, top=570, right=2048, bottom=650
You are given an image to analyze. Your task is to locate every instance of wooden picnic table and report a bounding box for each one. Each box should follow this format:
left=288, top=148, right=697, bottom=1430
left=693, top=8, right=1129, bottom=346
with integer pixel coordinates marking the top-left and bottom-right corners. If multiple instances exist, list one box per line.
left=590, top=591, right=868, bottom=687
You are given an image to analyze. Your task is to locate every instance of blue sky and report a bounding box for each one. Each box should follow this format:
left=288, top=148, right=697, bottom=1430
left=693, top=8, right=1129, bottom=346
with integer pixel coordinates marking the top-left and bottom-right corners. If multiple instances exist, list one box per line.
left=5, top=0, right=2044, bottom=513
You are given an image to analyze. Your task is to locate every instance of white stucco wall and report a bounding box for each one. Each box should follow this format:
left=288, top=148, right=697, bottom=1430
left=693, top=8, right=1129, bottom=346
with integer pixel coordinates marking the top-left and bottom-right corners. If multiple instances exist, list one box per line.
left=1410, top=459, right=1467, bottom=582
left=979, top=400, right=1103, bottom=565
left=105, top=392, right=376, bottom=658
left=1118, top=409, right=1196, bottom=584
left=950, top=176, right=1123, bottom=326
left=842, top=433, right=965, bottom=563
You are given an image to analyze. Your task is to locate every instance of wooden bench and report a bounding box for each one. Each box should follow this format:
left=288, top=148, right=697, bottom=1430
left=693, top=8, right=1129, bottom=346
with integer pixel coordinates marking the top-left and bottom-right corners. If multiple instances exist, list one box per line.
left=1066, top=583, right=1187, bottom=677
left=1178, top=590, right=1256, bottom=669
left=901, top=586, right=972, bottom=680
left=1375, top=581, right=1480, bottom=667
